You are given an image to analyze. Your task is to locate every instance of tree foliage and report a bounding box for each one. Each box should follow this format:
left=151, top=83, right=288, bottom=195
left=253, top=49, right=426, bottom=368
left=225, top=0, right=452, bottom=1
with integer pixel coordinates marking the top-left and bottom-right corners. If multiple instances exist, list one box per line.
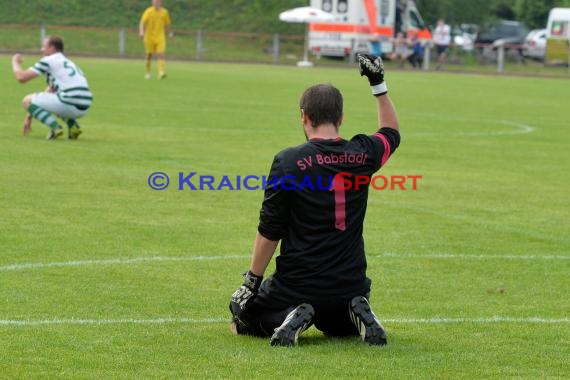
left=0, top=0, right=307, bottom=34
left=514, top=0, right=570, bottom=29
left=417, top=0, right=570, bottom=29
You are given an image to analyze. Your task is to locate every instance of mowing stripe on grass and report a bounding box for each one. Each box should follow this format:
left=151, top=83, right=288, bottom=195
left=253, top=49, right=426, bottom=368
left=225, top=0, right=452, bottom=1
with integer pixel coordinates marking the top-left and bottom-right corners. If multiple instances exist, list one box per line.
left=1, top=316, right=568, bottom=327
left=0, top=317, right=228, bottom=326
left=1, top=253, right=568, bottom=272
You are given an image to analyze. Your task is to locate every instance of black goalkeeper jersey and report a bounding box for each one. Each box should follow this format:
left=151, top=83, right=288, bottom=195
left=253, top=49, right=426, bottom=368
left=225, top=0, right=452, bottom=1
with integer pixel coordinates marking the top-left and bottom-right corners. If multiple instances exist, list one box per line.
left=258, top=127, right=400, bottom=299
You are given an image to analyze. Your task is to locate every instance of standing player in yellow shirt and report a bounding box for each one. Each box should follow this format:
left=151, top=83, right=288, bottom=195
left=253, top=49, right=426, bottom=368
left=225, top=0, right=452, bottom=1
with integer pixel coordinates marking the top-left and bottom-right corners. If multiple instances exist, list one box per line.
left=139, top=0, right=172, bottom=79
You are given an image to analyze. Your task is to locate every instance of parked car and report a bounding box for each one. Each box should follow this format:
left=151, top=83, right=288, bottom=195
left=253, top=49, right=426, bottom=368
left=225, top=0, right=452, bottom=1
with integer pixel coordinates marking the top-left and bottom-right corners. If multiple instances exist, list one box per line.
left=452, top=23, right=479, bottom=51
left=475, top=20, right=529, bottom=61
left=523, top=28, right=547, bottom=61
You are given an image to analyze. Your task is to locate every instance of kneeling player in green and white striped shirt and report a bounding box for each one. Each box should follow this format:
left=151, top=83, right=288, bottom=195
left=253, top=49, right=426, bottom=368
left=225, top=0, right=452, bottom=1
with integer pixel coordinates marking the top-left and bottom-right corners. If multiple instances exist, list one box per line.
left=11, top=36, right=93, bottom=140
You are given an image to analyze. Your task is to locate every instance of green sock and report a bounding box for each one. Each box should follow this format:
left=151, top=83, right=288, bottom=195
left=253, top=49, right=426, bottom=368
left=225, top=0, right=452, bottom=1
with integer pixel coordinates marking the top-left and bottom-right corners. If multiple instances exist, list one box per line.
left=28, top=104, right=60, bottom=129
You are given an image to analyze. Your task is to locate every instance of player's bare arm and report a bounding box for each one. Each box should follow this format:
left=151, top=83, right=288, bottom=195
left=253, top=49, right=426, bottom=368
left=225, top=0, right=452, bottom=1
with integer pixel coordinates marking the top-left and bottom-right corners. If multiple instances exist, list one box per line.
left=22, top=114, right=32, bottom=136
left=138, top=21, right=145, bottom=38
left=376, top=95, right=399, bottom=132
left=12, top=54, right=38, bottom=83
left=249, top=232, right=278, bottom=277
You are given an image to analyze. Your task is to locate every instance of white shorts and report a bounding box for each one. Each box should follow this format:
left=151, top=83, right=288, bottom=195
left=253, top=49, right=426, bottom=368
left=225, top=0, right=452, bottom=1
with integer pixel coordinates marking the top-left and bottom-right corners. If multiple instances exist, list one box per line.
left=31, top=92, right=88, bottom=120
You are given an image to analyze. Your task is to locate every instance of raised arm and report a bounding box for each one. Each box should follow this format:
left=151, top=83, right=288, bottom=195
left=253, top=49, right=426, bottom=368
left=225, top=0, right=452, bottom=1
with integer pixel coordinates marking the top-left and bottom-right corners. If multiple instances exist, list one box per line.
left=357, top=53, right=399, bottom=132
left=376, top=93, right=399, bottom=132
left=12, top=54, right=38, bottom=83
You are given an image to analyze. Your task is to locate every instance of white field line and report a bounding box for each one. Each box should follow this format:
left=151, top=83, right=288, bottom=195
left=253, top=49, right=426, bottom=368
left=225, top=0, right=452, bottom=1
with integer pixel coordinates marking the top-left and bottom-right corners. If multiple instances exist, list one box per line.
left=1, top=316, right=568, bottom=327
left=1, top=253, right=569, bottom=272
left=374, top=253, right=570, bottom=260
left=405, top=118, right=535, bottom=137
left=0, top=255, right=248, bottom=272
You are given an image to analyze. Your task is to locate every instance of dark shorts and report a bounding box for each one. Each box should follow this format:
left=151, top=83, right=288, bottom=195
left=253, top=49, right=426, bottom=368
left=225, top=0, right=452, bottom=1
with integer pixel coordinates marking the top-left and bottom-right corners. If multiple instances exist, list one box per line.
left=436, top=44, right=448, bottom=55
left=236, top=274, right=371, bottom=337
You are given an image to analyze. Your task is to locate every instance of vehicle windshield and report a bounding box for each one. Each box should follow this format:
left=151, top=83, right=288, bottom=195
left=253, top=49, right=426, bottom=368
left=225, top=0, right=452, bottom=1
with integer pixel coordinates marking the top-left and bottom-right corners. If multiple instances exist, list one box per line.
left=479, top=22, right=528, bottom=39
left=409, top=10, right=425, bottom=29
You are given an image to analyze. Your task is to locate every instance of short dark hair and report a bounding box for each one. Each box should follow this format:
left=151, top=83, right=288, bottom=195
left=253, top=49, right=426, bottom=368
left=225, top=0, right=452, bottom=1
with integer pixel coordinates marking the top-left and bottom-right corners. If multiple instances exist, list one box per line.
left=299, top=84, right=343, bottom=128
left=47, top=36, right=64, bottom=52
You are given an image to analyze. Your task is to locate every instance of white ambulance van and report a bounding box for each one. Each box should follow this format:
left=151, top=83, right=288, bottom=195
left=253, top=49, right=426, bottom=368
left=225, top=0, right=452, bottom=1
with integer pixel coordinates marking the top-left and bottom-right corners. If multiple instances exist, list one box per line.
left=308, top=0, right=432, bottom=58
left=545, top=7, right=570, bottom=65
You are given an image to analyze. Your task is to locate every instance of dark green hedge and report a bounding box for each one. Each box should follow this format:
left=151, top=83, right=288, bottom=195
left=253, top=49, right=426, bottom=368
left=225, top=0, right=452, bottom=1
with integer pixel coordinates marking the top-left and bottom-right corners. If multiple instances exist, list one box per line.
left=0, top=0, right=307, bottom=34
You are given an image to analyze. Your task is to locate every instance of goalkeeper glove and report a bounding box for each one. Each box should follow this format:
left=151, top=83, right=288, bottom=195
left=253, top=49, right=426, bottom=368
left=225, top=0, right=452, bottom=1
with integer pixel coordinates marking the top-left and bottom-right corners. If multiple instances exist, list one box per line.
left=357, top=53, right=387, bottom=96
left=229, top=270, right=263, bottom=325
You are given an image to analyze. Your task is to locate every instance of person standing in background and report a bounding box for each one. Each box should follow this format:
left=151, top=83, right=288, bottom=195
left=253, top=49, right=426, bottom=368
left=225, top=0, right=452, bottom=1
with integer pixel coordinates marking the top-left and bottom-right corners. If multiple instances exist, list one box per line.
left=433, top=18, right=451, bottom=70
left=139, top=0, right=173, bottom=79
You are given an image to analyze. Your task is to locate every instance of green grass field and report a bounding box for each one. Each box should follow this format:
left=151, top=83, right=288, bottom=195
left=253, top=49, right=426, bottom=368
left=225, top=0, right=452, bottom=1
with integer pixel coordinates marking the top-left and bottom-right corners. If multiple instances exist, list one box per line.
left=0, top=55, right=568, bottom=379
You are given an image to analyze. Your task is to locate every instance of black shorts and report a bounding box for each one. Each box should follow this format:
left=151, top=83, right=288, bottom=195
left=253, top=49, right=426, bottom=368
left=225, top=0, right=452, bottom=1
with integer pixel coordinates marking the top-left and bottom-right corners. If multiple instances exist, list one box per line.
left=436, top=44, right=448, bottom=55
left=237, top=274, right=371, bottom=337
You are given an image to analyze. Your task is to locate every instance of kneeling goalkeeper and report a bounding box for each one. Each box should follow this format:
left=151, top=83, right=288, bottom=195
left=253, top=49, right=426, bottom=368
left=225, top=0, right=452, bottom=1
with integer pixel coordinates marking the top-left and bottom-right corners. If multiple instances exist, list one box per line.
left=230, top=55, right=401, bottom=346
